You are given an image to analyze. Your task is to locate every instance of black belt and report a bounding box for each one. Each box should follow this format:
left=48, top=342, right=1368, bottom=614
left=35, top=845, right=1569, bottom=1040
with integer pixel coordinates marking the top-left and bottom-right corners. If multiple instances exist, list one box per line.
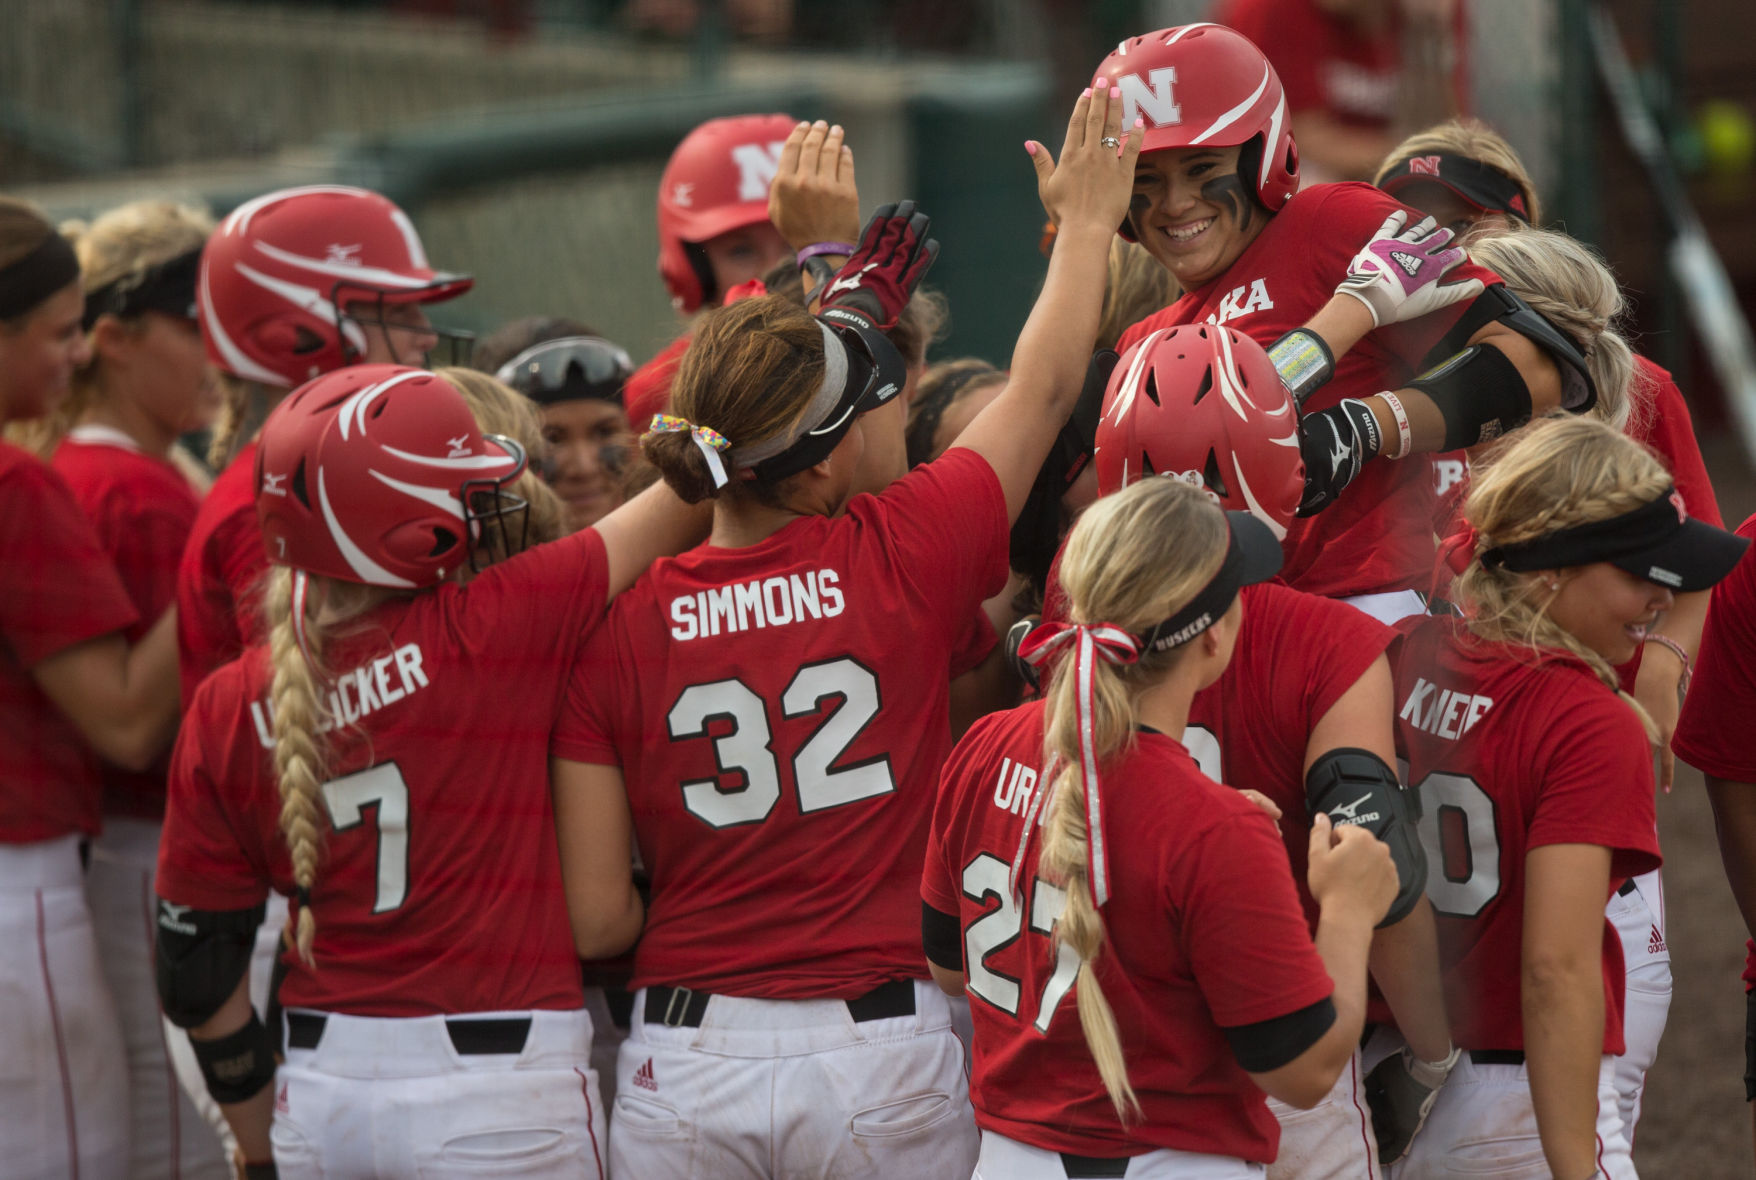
left=644, top=978, right=916, bottom=1029
left=1618, top=878, right=1637, bottom=897
left=1469, top=1049, right=1526, bottom=1066
left=285, top=1011, right=532, bottom=1055
left=1060, top=1155, right=1129, bottom=1178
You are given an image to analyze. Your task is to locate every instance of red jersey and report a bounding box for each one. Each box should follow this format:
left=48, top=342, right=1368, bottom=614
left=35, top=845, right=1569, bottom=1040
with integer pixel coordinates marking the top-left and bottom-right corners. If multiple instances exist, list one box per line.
left=1391, top=616, right=1661, bottom=1053
left=1675, top=513, right=1756, bottom=781
left=1043, top=564, right=1391, bottom=930
left=552, top=447, right=1009, bottom=998
left=52, top=427, right=200, bottom=819
left=175, top=440, right=267, bottom=705
left=0, top=442, right=139, bottom=842
left=156, top=528, right=611, bottom=1017
left=1626, top=355, right=1721, bottom=528
left=1119, top=183, right=1502, bottom=599
left=921, top=700, right=1333, bottom=1161
left=623, top=333, right=690, bottom=431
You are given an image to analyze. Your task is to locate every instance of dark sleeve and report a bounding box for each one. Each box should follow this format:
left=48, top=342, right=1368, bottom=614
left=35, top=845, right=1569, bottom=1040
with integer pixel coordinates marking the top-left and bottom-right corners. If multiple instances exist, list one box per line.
left=922, top=901, right=963, bottom=972
left=1222, top=995, right=1337, bottom=1073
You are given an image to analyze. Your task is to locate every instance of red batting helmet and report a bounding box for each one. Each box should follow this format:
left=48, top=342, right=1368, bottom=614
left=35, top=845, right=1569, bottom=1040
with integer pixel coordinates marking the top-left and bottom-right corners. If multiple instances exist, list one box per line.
left=1093, top=24, right=1299, bottom=234
left=255, top=365, right=526, bottom=588
left=1094, top=324, right=1303, bottom=537
left=200, top=186, right=473, bottom=388
left=657, top=113, right=796, bottom=313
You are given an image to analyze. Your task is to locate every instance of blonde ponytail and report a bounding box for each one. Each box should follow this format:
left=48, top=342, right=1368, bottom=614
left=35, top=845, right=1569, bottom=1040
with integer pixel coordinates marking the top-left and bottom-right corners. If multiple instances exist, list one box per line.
left=1036, top=478, right=1230, bottom=1121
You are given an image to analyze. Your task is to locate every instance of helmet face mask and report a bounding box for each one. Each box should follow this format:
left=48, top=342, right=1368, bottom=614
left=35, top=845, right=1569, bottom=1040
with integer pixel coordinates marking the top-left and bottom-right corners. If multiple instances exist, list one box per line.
left=460, top=440, right=531, bottom=573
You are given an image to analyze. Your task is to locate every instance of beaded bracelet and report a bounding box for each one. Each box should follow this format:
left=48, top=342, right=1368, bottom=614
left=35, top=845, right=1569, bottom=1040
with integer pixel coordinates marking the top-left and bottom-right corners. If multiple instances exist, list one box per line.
left=1643, top=633, right=1693, bottom=696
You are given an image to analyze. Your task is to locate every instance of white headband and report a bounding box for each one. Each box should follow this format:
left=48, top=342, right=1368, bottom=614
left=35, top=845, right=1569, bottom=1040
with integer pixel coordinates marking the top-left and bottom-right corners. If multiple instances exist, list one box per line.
left=727, top=320, right=851, bottom=468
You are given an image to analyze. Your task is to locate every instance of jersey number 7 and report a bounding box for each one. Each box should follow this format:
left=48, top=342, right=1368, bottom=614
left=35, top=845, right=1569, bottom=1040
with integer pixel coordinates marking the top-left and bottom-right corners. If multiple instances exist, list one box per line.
left=961, top=853, right=1080, bottom=1034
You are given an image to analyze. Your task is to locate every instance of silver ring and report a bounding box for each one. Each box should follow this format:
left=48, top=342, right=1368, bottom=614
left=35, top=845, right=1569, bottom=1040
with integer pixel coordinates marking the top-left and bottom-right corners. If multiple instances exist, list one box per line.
left=1100, top=136, right=1122, bottom=149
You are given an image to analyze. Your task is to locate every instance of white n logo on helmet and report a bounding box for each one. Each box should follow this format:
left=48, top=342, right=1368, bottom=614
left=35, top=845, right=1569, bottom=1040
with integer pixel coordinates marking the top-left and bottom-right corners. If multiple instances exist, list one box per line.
left=1118, top=68, right=1180, bottom=129
left=731, top=142, right=787, bottom=202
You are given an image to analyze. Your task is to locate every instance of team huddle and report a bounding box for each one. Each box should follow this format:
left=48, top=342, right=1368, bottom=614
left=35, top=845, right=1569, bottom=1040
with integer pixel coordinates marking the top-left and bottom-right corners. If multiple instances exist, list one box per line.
left=5, top=17, right=1755, bottom=1180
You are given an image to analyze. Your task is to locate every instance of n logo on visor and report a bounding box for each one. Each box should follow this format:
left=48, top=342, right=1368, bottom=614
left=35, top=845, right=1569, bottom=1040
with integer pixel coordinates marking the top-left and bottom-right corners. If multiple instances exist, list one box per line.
left=1408, top=155, right=1443, bottom=176
left=1118, top=68, right=1180, bottom=128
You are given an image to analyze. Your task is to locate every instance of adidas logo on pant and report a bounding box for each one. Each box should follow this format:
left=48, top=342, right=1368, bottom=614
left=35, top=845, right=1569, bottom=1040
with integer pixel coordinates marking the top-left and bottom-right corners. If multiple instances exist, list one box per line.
left=633, top=1057, right=658, bottom=1092
left=1648, top=924, right=1667, bottom=955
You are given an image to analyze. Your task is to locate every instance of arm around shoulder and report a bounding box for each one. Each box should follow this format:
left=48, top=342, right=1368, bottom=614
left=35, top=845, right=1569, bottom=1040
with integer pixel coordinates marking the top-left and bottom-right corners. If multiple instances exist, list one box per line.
left=590, top=480, right=713, bottom=600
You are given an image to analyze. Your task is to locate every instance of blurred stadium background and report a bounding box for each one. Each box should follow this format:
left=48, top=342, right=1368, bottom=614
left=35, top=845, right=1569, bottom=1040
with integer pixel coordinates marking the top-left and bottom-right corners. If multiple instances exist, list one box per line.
left=6, top=1, right=1756, bottom=1173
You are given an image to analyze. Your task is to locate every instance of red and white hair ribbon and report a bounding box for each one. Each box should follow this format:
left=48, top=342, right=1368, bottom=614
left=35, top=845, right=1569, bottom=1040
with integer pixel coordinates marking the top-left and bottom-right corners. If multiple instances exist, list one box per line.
left=1008, top=620, right=1142, bottom=908
left=290, top=569, right=316, bottom=670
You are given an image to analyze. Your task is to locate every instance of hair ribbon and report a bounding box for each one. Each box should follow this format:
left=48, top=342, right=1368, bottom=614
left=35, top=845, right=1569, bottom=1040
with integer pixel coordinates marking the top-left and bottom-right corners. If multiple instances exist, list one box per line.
left=645, top=413, right=732, bottom=488
left=1008, top=621, right=1141, bottom=908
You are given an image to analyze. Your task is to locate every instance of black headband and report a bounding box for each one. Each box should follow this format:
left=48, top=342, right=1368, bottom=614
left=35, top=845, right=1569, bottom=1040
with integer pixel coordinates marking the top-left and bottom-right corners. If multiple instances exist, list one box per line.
left=906, top=365, right=999, bottom=467
left=1379, top=152, right=1532, bottom=223
left=1136, top=511, right=1284, bottom=652
left=81, top=247, right=203, bottom=331
left=743, top=321, right=906, bottom=484
left=0, top=232, right=80, bottom=320
left=1483, top=490, right=1685, bottom=574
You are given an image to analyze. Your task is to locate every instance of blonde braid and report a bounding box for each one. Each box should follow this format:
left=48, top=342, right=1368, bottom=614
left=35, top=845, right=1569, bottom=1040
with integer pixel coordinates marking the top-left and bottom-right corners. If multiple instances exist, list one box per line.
left=1036, top=478, right=1229, bottom=1122
left=263, top=567, right=330, bottom=964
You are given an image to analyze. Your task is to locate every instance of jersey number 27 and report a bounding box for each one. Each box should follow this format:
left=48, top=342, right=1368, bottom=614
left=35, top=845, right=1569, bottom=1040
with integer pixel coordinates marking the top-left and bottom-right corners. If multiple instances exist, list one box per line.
left=960, top=853, right=1080, bottom=1033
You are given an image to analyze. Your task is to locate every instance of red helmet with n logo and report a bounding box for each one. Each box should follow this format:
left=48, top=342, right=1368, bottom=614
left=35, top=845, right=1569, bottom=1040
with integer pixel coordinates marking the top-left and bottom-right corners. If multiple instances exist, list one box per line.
left=1093, top=24, right=1299, bottom=227
left=656, top=113, right=797, bottom=313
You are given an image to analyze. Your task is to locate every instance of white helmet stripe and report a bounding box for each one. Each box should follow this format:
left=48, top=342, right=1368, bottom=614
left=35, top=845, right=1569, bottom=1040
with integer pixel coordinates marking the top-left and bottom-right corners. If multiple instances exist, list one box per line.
left=1212, top=328, right=1251, bottom=422
left=379, top=444, right=521, bottom=472
left=1163, top=22, right=1218, bottom=46
left=387, top=207, right=431, bottom=270
left=316, top=468, right=414, bottom=587
left=252, top=241, right=435, bottom=290
left=369, top=469, right=465, bottom=521
left=1190, top=64, right=1272, bottom=146
left=1105, top=328, right=1164, bottom=427
left=1233, top=466, right=1289, bottom=541
left=223, top=185, right=373, bottom=237
left=201, top=271, right=290, bottom=388
left=1261, top=93, right=1287, bottom=190
left=235, top=260, right=369, bottom=355
left=338, top=369, right=428, bottom=441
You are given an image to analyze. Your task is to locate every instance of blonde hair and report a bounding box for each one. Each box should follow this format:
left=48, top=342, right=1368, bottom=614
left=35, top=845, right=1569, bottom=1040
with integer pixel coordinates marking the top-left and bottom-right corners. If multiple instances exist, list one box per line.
left=646, top=295, right=827, bottom=505
left=12, top=202, right=214, bottom=455
left=1465, top=227, right=1638, bottom=433
left=1375, top=118, right=1542, bottom=225
left=1039, top=478, right=1230, bottom=1121
left=1455, top=415, right=1666, bottom=740
left=1097, top=239, right=1180, bottom=353
left=437, top=366, right=565, bottom=547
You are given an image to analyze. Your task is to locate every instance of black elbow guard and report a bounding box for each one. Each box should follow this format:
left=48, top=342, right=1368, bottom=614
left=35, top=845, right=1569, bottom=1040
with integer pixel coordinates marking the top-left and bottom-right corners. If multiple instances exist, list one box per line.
left=155, top=898, right=267, bottom=1029
left=1305, top=749, right=1428, bottom=927
left=1407, top=344, right=1532, bottom=452
left=191, top=1012, right=278, bottom=1105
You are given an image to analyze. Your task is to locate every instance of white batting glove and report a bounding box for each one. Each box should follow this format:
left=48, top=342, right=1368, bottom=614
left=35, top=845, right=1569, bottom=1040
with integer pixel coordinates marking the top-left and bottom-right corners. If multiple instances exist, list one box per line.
left=1335, top=211, right=1484, bottom=327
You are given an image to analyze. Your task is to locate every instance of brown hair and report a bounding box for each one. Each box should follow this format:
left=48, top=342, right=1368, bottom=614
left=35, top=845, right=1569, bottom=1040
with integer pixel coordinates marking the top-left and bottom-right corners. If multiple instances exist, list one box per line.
left=437, top=366, right=565, bottom=547
left=644, top=294, right=827, bottom=505
left=1097, top=238, right=1179, bottom=353
left=0, top=197, right=62, bottom=332
left=469, top=315, right=600, bottom=377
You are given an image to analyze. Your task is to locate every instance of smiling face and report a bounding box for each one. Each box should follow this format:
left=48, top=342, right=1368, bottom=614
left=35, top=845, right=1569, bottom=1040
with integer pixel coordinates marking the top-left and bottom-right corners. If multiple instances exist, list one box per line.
left=0, top=282, right=89, bottom=423
left=1129, top=144, right=1269, bottom=291
left=540, top=397, right=632, bottom=532
left=1544, top=561, right=1676, bottom=665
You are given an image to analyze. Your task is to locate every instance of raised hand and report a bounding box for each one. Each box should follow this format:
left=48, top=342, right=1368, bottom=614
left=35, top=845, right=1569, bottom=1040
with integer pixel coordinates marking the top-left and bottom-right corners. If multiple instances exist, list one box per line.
left=817, top=201, right=938, bottom=334
left=1335, top=211, right=1484, bottom=328
left=769, top=119, right=862, bottom=252
left=1027, top=79, right=1143, bottom=237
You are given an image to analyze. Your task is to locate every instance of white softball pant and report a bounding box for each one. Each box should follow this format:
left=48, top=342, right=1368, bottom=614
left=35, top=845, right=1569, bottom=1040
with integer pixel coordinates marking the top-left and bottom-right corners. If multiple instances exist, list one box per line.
left=1266, top=1048, right=1380, bottom=1180
left=1390, top=1054, right=1635, bottom=1179
left=609, top=979, right=977, bottom=1179
left=86, top=816, right=230, bottom=1180
left=971, top=1128, right=1265, bottom=1179
left=1606, top=872, right=1670, bottom=1145
left=272, top=1006, right=607, bottom=1179
left=0, top=834, right=129, bottom=1179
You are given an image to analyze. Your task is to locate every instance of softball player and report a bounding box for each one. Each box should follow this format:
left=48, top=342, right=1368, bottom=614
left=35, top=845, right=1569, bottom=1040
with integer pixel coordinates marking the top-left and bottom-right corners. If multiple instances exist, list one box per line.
left=548, top=85, right=1142, bottom=1178
left=153, top=364, right=705, bottom=1178
left=1095, top=24, right=1585, bottom=620
left=924, top=476, right=1399, bottom=1179
left=1389, top=416, right=1748, bottom=1179
left=0, top=196, right=181, bottom=1178
left=1042, top=324, right=1454, bottom=1173
left=48, top=200, right=231, bottom=1180
left=494, top=334, right=636, bottom=533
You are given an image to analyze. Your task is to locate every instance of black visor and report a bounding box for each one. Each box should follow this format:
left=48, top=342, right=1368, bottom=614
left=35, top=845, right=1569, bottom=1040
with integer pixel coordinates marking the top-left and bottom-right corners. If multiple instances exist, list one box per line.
left=742, top=320, right=906, bottom=483
left=495, top=336, right=634, bottom=407
left=1379, top=153, right=1532, bottom=223
left=82, top=247, right=202, bottom=331
left=1137, top=511, right=1283, bottom=652
left=1483, top=486, right=1750, bottom=592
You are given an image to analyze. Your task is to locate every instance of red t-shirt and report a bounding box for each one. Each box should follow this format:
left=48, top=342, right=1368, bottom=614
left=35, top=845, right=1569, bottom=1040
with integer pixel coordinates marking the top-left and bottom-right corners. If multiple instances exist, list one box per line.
left=1043, top=561, right=1391, bottom=930
left=624, top=333, right=691, bottom=431
left=175, top=440, right=267, bottom=706
left=1391, top=616, right=1661, bottom=1053
left=1119, top=183, right=1502, bottom=599
left=552, top=447, right=1009, bottom=998
left=1213, top=0, right=1400, bottom=132
left=921, top=700, right=1333, bottom=1161
left=52, top=428, right=200, bottom=819
left=0, top=442, right=139, bottom=842
left=1675, top=513, right=1756, bottom=781
left=1627, top=355, right=1721, bottom=528
left=156, top=528, right=611, bottom=1017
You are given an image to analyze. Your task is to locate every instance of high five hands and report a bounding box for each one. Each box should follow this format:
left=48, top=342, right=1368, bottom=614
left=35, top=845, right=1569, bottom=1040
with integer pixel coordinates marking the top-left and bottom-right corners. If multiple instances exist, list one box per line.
left=1028, top=79, right=1144, bottom=238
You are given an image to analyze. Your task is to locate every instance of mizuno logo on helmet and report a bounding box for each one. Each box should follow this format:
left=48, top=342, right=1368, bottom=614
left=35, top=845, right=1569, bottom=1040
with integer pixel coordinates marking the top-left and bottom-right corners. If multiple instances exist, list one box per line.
left=262, top=471, right=289, bottom=497
left=447, top=435, right=472, bottom=459
left=672, top=182, right=695, bottom=208
left=326, top=243, right=363, bottom=266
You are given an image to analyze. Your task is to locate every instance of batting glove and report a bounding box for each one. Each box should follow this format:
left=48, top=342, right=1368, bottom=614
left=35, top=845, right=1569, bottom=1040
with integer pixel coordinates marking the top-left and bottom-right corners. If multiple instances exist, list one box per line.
left=817, top=200, right=940, bottom=334
left=1297, top=398, right=1382, bottom=516
left=1335, top=211, right=1484, bottom=328
left=1365, top=1044, right=1460, bottom=1163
